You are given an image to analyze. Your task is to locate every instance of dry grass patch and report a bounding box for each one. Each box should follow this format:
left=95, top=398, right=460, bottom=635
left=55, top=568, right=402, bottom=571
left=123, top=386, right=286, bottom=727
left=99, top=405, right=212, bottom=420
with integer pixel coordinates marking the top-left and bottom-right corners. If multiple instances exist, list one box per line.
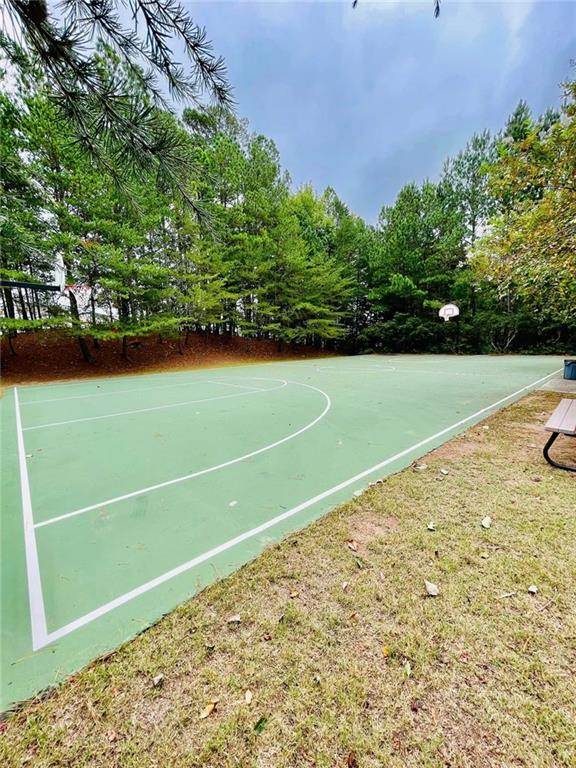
left=1, top=392, right=575, bottom=768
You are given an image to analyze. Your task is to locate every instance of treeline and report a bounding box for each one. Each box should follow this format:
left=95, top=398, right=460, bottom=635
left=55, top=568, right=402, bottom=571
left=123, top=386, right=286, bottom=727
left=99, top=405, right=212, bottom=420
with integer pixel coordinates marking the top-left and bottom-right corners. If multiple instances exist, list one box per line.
left=1, top=48, right=575, bottom=360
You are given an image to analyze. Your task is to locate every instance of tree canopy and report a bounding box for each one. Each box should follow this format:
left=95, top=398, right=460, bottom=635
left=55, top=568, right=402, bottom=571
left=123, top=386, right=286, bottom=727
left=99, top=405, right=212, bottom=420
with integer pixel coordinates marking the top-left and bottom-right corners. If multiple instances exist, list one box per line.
left=1, top=41, right=574, bottom=360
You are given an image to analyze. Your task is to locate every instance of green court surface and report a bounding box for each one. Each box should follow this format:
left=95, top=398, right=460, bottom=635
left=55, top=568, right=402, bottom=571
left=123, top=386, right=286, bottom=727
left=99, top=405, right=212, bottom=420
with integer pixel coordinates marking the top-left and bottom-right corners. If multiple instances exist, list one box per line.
left=1, top=354, right=563, bottom=709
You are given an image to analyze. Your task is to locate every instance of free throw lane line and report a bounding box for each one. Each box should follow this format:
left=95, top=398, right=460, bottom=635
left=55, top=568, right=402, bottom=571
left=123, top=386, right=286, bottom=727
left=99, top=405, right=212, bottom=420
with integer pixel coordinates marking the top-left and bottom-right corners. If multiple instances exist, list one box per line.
left=36, top=368, right=560, bottom=647
left=22, top=377, right=267, bottom=405
left=23, top=380, right=285, bottom=431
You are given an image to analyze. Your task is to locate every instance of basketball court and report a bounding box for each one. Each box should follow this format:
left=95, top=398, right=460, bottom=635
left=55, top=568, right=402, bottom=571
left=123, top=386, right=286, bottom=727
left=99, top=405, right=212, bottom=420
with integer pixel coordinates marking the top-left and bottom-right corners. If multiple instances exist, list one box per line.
left=1, top=354, right=563, bottom=709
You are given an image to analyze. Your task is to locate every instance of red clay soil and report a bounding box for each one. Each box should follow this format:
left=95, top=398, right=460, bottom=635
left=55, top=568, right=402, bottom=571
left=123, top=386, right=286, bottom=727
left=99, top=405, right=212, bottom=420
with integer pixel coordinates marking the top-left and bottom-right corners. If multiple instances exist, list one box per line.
left=1, top=331, right=332, bottom=387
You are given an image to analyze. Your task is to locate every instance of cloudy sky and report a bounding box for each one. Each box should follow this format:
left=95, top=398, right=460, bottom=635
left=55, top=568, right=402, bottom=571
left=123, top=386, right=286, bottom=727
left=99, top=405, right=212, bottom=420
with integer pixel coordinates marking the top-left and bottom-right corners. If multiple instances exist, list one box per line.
left=189, top=1, right=574, bottom=221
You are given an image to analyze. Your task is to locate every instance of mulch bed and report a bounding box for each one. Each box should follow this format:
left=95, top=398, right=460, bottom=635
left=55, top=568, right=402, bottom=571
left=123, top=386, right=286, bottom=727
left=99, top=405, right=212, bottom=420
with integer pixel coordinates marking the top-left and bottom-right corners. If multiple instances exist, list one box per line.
left=1, top=331, right=330, bottom=386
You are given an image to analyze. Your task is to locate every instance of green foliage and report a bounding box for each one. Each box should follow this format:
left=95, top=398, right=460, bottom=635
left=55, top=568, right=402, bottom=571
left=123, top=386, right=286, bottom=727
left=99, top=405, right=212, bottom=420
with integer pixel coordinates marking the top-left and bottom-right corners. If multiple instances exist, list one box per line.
left=1, top=48, right=573, bottom=359
left=472, top=80, right=576, bottom=326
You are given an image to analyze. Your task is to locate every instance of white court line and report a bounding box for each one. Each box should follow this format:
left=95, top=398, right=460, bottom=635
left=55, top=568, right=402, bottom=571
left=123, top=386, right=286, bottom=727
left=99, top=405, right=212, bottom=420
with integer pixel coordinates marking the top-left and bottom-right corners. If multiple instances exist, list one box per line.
left=315, top=366, right=396, bottom=372
left=207, top=380, right=265, bottom=392
left=315, top=366, right=523, bottom=378
left=23, top=380, right=284, bottom=431
left=35, top=368, right=560, bottom=647
left=34, top=380, right=331, bottom=529
left=14, top=389, right=48, bottom=650
left=22, top=377, right=266, bottom=405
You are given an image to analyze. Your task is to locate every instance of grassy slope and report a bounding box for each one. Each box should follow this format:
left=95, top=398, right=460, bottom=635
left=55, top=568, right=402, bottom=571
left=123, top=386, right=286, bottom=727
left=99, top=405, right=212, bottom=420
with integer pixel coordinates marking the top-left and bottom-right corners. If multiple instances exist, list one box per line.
left=1, top=392, right=575, bottom=768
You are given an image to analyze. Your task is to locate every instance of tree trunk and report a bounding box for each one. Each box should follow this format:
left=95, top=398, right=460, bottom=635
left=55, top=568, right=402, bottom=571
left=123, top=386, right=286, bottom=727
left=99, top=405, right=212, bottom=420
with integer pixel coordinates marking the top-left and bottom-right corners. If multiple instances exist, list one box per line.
left=17, top=289, right=29, bottom=320
left=177, top=336, right=184, bottom=355
left=121, top=335, right=128, bottom=359
left=2, top=288, right=16, bottom=320
left=25, top=288, right=36, bottom=320
left=8, top=333, right=17, bottom=355
left=69, top=290, right=94, bottom=363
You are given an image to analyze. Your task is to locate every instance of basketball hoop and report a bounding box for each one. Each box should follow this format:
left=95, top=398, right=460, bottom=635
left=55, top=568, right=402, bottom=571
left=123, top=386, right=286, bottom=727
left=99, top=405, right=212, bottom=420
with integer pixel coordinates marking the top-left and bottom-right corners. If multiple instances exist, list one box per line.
left=65, top=284, right=93, bottom=312
left=438, top=303, right=460, bottom=322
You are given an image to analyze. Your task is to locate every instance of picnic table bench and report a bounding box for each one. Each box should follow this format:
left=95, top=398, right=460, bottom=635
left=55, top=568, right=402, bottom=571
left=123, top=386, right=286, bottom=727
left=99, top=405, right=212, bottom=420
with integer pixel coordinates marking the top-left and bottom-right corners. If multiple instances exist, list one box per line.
left=544, top=398, right=576, bottom=473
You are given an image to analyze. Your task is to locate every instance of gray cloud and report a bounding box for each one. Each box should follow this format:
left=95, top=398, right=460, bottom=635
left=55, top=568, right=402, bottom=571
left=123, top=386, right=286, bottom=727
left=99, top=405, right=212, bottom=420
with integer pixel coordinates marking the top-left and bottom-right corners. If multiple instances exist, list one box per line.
left=189, top=1, right=575, bottom=222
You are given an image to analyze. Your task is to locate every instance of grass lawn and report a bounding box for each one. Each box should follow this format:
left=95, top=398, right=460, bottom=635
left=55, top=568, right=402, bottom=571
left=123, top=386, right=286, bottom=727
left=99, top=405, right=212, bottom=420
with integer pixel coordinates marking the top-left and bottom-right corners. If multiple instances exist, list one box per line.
left=1, top=390, right=575, bottom=767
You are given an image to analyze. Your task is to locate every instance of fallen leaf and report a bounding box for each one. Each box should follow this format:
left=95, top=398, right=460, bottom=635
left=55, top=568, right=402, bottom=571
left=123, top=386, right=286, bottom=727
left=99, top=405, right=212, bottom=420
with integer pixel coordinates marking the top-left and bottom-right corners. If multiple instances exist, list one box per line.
left=262, top=633, right=272, bottom=641
left=528, top=584, right=538, bottom=595
left=349, top=611, right=360, bottom=621
left=342, top=581, right=349, bottom=591
left=382, top=645, right=391, bottom=657
left=244, top=690, right=253, bottom=705
left=152, top=674, right=164, bottom=688
left=531, top=476, right=543, bottom=483
left=480, top=552, right=490, bottom=559
left=347, top=540, right=358, bottom=552
left=227, top=614, right=241, bottom=625
left=347, top=751, right=358, bottom=768
left=413, top=462, right=427, bottom=471
left=353, top=490, right=363, bottom=497
left=403, top=660, right=412, bottom=677
left=289, top=590, right=299, bottom=599
left=424, top=580, right=439, bottom=597
left=440, top=468, right=449, bottom=475
left=499, top=591, right=516, bottom=599
left=106, top=729, right=117, bottom=742
left=199, top=699, right=219, bottom=719
left=427, top=521, right=436, bottom=531
left=481, top=516, right=492, bottom=529
left=254, top=716, right=268, bottom=734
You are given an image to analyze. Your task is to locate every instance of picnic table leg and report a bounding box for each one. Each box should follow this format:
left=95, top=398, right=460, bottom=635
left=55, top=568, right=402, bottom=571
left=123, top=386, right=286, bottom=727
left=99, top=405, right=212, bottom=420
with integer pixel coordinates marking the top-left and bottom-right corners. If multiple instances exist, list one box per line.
left=543, top=432, right=576, bottom=473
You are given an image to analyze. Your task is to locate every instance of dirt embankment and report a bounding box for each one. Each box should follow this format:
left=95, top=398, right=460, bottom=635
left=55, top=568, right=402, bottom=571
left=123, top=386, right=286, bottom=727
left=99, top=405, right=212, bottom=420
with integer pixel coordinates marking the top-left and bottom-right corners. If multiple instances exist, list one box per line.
left=1, top=332, right=331, bottom=386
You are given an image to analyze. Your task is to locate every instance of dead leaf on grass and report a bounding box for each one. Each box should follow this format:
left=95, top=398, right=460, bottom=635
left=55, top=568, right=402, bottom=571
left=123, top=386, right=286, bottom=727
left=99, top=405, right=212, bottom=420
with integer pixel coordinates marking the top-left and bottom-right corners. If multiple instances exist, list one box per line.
left=481, top=516, right=492, bottom=529
left=244, top=690, right=253, bottom=705
left=151, top=674, right=164, bottom=688
left=528, top=584, right=538, bottom=595
left=347, top=751, right=358, bottom=767
left=199, top=698, right=220, bottom=719
left=424, top=580, right=439, bottom=597
left=347, top=540, right=358, bottom=552
left=227, top=614, right=241, bottom=625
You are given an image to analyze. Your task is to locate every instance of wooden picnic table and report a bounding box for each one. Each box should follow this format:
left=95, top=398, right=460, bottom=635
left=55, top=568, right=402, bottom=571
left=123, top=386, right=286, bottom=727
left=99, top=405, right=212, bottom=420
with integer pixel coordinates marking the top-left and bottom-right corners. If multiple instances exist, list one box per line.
left=544, top=399, right=576, bottom=473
